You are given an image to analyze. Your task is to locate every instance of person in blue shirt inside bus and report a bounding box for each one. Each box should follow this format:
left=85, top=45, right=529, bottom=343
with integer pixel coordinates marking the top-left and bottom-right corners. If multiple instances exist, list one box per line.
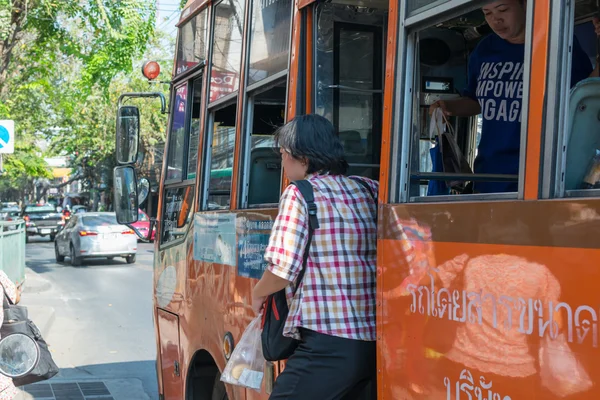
left=430, top=0, right=600, bottom=194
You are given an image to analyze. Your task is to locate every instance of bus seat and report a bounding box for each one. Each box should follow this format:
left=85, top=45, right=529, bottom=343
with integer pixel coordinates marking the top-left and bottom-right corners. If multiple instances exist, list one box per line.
left=339, top=130, right=366, bottom=167
left=339, top=130, right=364, bottom=153
left=248, top=147, right=282, bottom=205
left=565, top=78, right=600, bottom=191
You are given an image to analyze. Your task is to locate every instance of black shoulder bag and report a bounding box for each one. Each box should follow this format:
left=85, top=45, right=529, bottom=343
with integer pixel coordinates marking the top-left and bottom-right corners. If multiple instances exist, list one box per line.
left=261, top=180, right=319, bottom=362
left=1, top=287, right=59, bottom=386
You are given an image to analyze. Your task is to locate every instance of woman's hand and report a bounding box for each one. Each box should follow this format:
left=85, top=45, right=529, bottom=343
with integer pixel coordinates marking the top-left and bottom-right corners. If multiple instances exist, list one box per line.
left=252, top=295, right=266, bottom=316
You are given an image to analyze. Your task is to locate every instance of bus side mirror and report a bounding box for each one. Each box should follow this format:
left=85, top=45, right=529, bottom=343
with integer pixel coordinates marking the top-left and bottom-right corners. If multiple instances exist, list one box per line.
left=137, top=178, right=150, bottom=205
left=113, top=166, right=139, bottom=224
left=116, top=106, right=140, bottom=165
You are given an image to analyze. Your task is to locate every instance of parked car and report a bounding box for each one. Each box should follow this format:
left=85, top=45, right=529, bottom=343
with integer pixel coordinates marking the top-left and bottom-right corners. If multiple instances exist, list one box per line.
left=54, top=212, right=137, bottom=266
left=0, top=207, right=21, bottom=232
left=0, top=207, right=20, bottom=221
left=22, top=204, right=64, bottom=242
left=131, top=209, right=155, bottom=242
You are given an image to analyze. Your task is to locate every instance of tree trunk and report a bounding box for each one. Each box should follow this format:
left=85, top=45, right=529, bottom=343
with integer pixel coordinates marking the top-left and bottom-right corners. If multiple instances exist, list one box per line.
left=0, top=1, right=27, bottom=93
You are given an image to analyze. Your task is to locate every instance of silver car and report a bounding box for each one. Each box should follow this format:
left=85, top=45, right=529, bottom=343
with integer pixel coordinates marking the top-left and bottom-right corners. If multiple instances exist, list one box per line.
left=54, top=212, right=137, bottom=266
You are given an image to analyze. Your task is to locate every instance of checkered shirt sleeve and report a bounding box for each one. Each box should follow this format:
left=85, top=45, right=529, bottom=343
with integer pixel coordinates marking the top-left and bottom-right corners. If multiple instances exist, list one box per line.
left=265, top=184, right=309, bottom=283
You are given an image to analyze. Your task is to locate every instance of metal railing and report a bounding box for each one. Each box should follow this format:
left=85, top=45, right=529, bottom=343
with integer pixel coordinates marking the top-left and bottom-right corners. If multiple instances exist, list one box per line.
left=0, top=220, right=26, bottom=288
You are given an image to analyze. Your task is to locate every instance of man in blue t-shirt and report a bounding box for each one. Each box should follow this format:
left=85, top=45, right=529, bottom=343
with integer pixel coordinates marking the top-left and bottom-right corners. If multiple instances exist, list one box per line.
left=430, top=0, right=600, bottom=193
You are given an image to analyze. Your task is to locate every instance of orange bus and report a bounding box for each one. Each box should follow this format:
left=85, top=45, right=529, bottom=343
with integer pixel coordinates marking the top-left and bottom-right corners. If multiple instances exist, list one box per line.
left=113, top=0, right=600, bottom=399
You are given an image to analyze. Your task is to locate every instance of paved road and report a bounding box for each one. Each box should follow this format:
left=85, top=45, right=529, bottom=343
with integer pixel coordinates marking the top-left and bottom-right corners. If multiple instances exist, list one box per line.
left=18, top=237, right=158, bottom=400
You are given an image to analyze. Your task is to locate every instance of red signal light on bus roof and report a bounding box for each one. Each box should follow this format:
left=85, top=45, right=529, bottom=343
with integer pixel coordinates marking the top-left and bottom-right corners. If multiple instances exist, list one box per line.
left=142, top=61, right=161, bottom=81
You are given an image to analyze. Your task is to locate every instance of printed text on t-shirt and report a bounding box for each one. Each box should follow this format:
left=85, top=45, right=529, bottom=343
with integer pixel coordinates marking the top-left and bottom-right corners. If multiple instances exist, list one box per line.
left=476, top=61, right=524, bottom=123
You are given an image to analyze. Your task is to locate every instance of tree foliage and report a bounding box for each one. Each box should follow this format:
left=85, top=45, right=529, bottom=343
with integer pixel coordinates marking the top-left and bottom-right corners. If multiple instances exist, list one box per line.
left=0, top=0, right=164, bottom=203
left=0, top=142, right=51, bottom=201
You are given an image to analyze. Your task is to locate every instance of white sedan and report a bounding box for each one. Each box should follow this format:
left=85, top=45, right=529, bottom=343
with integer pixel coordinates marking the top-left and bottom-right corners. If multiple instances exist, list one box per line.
left=54, top=212, right=137, bottom=266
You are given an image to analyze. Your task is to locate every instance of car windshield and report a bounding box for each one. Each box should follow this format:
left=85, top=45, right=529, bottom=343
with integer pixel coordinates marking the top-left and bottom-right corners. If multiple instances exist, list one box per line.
left=138, top=212, right=149, bottom=222
left=24, top=205, right=56, bottom=213
left=82, top=215, right=118, bottom=227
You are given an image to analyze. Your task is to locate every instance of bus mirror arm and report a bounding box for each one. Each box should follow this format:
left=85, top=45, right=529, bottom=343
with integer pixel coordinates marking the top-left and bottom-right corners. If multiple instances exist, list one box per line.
left=126, top=219, right=156, bottom=242
left=118, top=92, right=167, bottom=114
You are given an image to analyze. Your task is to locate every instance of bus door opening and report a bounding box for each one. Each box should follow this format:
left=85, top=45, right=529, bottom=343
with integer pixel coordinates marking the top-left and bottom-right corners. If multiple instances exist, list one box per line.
left=314, top=1, right=389, bottom=181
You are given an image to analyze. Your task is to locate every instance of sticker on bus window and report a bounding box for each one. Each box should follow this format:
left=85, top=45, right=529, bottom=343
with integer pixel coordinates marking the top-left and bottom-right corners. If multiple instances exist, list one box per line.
left=237, top=219, right=274, bottom=279
left=193, top=213, right=237, bottom=266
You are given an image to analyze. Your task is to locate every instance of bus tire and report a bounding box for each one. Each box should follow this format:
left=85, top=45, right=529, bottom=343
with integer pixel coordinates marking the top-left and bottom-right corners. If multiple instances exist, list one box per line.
left=211, top=374, right=227, bottom=400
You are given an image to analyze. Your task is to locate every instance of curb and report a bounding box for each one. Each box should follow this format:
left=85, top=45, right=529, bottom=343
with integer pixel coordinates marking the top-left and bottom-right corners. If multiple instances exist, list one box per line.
left=19, top=269, right=56, bottom=339
left=26, top=305, right=56, bottom=339
left=22, top=272, right=52, bottom=294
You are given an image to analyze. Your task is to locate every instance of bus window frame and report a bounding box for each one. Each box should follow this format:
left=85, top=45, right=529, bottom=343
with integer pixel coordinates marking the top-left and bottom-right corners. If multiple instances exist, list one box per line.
left=391, top=0, right=535, bottom=204
left=207, top=0, right=247, bottom=107
left=159, top=77, right=200, bottom=250
left=159, top=180, right=197, bottom=250
left=200, top=100, right=239, bottom=211
left=158, top=4, right=211, bottom=250
left=174, top=7, right=210, bottom=79
left=311, top=3, right=387, bottom=181
left=239, top=75, right=289, bottom=209
left=171, top=5, right=210, bottom=81
left=332, top=22, right=384, bottom=178
left=234, top=0, right=295, bottom=209
left=164, top=81, right=194, bottom=186
left=543, top=0, right=600, bottom=199
left=186, top=74, right=208, bottom=182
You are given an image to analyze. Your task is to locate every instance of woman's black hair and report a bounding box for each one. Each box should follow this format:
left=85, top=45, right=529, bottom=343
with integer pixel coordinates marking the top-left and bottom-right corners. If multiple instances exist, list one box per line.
left=274, top=114, right=349, bottom=175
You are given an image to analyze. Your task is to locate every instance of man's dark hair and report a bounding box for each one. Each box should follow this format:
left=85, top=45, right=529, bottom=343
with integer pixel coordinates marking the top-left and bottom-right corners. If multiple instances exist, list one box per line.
left=274, top=114, right=348, bottom=175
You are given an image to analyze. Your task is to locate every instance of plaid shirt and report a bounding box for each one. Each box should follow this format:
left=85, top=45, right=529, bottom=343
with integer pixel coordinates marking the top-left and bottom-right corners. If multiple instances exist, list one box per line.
left=265, top=173, right=378, bottom=341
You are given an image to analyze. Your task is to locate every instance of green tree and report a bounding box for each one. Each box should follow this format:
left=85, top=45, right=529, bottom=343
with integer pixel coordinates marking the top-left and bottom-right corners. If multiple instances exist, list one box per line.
left=0, top=143, right=51, bottom=202
left=43, top=30, right=175, bottom=208
left=0, top=0, right=160, bottom=204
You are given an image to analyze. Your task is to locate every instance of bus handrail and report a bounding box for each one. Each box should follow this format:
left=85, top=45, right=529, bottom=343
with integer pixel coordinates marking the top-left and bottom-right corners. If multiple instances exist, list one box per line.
left=411, top=172, right=519, bottom=182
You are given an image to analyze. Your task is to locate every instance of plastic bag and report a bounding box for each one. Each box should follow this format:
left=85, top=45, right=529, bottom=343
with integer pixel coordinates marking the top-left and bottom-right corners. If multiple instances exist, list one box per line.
left=539, top=334, right=592, bottom=397
left=220, top=316, right=265, bottom=392
left=429, top=108, right=473, bottom=192
left=581, top=149, right=600, bottom=189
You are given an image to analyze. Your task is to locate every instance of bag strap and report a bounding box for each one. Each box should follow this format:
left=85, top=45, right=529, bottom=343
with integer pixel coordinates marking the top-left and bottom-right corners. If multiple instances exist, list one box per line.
left=290, top=180, right=318, bottom=296
left=0, top=282, right=13, bottom=307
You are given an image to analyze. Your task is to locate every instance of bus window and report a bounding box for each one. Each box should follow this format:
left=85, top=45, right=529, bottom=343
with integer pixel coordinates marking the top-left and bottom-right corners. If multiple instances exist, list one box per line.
left=244, top=82, right=286, bottom=208
left=166, top=84, right=188, bottom=182
left=161, top=185, right=195, bottom=245
left=187, top=79, right=203, bottom=181
left=205, top=103, right=237, bottom=210
left=559, top=2, right=600, bottom=197
left=405, top=4, right=533, bottom=200
left=247, top=0, right=292, bottom=86
left=210, top=0, right=246, bottom=103
left=176, top=8, right=208, bottom=76
left=314, top=1, right=388, bottom=181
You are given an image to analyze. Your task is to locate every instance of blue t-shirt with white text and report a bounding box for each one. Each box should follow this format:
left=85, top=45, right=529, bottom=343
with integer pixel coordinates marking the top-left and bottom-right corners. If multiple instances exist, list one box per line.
left=463, top=34, right=592, bottom=193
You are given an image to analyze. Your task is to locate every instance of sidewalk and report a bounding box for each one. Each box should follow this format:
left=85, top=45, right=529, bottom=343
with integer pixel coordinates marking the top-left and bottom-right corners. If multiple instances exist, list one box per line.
left=13, top=272, right=153, bottom=400
left=19, top=270, right=55, bottom=339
